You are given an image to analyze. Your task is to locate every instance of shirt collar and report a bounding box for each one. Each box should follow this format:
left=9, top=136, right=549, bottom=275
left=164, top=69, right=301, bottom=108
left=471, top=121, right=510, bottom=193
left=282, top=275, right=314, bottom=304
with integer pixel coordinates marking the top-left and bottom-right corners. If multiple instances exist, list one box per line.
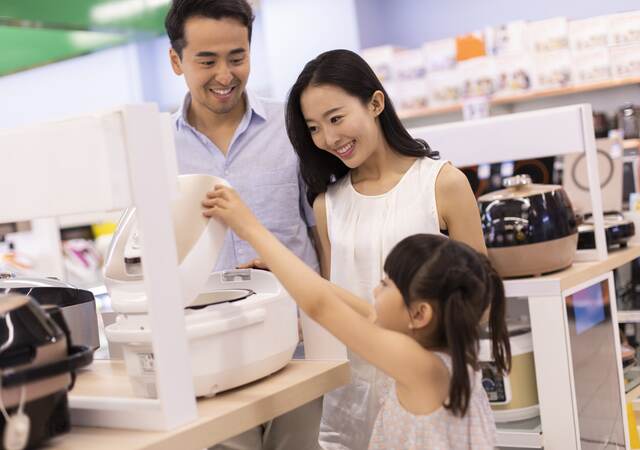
left=176, top=90, right=267, bottom=131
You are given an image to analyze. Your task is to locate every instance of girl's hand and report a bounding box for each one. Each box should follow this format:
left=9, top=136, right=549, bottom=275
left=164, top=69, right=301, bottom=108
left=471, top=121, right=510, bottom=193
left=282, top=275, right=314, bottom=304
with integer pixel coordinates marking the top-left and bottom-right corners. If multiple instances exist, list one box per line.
left=202, top=185, right=261, bottom=240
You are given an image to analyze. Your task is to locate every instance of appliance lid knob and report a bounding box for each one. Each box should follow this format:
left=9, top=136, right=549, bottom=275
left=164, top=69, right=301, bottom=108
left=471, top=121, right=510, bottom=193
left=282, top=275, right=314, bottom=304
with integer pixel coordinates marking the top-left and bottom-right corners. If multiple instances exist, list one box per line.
left=503, top=174, right=532, bottom=189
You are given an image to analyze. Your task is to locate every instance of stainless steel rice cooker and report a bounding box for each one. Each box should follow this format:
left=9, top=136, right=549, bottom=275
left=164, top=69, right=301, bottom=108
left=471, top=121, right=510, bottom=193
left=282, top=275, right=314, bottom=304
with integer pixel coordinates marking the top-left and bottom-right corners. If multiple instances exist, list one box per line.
left=478, top=174, right=578, bottom=278
left=478, top=323, right=539, bottom=423
left=0, top=295, right=93, bottom=449
left=0, top=274, right=99, bottom=350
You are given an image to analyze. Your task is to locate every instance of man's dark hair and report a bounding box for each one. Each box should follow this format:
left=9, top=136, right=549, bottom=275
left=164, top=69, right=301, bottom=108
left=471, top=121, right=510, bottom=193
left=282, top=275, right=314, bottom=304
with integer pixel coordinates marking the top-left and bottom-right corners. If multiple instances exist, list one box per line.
left=165, top=0, right=255, bottom=58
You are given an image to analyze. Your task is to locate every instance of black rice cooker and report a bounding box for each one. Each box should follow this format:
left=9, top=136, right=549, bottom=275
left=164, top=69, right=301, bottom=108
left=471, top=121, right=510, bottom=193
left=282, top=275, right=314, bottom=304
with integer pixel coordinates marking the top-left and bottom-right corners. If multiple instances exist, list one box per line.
left=0, top=295, right=93, bottom=449
left=478, top=174, right=579, bottom=278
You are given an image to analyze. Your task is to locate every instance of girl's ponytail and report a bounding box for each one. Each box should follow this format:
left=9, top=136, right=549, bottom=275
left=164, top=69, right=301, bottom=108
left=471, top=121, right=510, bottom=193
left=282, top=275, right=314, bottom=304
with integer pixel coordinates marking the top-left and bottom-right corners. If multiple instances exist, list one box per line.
left=487, top=266, right=511, bottom=374
left=442, top=273, right=480, bottom=417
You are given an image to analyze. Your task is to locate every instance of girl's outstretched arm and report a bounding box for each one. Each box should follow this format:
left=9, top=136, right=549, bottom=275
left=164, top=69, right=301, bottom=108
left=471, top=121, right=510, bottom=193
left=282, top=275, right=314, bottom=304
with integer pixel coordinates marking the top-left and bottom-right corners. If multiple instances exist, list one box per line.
left=203, top=186, right=440, bottom=390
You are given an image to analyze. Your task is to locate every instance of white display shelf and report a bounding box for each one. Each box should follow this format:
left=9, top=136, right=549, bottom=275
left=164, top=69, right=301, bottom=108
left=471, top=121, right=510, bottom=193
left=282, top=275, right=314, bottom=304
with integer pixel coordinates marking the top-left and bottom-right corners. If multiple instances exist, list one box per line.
left=496, top=417, right=543, bottom=449
left=504, top=245, right=640, bottom=298
left=398, top=76, right=640, bottom=120
left=57, top=211, right=123, bottom=229
left=44, top=360, right=349, bottom=450
left=618, top=310, right=640, bottom=323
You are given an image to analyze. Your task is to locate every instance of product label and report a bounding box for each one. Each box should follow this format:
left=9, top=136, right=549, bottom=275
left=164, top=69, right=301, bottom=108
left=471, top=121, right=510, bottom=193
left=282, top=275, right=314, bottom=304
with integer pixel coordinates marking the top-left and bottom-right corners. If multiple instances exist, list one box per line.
left=138, top=352, right=156, bottom=373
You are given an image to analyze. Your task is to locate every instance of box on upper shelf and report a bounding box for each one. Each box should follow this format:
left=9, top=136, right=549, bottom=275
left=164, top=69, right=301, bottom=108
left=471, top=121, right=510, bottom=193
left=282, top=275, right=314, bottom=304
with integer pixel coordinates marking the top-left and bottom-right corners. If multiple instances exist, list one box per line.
left=455, top=31, right=486, bottom=61
left=571, top=47, right=612, bottom=84
left=392, top=48, right=428, bottom=112
left=493, top=53, right=534, bottom=98
left=568, top=15, right=611, bottom=52
left=361, top=45, right=402, bottom=84
left=458, top=56, right=497, bottom=98
left=528, top=17, right=570, bottom=53
left=425, top=68, right=461, bottom=107
left=610, top=44, right=640, bottom=79
left=609, top=11, right=640, bottom=46
left=422, top=38, right=457, bottom=72
left=533, top=49, right=573, bottom=90
left=484, top=20, right=529, bottom=56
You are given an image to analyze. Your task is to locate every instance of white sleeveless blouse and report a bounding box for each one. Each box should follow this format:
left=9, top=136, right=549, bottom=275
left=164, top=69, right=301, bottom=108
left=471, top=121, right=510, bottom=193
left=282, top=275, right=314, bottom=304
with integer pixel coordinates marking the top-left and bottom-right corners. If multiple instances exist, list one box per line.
left=319, top=157, right=449, bottom=450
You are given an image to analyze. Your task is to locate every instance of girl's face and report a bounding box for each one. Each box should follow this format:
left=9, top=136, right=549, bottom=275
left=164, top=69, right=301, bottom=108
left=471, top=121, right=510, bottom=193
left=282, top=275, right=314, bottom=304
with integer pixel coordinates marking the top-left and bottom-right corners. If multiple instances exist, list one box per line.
left=373, top=277, right=412, bottom=333
left=300, top=84, right=383, bottom=169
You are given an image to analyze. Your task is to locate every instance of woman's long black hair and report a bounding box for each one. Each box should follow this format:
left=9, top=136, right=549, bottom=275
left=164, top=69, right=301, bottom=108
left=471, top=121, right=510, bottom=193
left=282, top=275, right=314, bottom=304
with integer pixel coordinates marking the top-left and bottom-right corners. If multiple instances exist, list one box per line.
left=286, top=49, right=439, bottom=204
left=384, top=234, right=511, bottom=417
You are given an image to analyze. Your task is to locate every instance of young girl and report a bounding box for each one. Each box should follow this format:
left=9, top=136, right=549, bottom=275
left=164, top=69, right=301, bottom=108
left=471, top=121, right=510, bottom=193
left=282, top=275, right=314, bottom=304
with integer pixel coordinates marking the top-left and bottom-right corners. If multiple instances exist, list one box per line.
left=284, top=49, right=487, bottom=449
left=202, top=186, right=511, bottom=449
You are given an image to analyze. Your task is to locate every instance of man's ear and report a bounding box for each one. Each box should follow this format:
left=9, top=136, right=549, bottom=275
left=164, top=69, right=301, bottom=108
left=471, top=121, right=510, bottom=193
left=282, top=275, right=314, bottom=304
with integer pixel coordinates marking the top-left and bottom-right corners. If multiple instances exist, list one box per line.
left=368, top=90, right=385, bottom=117
left=170, top=48, right=184, bottom=76
left=409, top=301, right=433, bottom=330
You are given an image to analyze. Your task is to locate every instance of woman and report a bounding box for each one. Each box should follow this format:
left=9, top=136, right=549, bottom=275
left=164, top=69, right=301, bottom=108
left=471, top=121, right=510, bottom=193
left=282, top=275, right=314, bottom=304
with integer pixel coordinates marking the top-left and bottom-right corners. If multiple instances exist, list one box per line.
left=285, top=49, right=486, bottom=450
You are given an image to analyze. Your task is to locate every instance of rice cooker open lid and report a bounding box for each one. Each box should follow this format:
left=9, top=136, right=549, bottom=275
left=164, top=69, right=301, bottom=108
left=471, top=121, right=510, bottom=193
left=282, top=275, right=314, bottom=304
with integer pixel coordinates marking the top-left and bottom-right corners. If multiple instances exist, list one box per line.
left=104, top=174, right=230, bottom=313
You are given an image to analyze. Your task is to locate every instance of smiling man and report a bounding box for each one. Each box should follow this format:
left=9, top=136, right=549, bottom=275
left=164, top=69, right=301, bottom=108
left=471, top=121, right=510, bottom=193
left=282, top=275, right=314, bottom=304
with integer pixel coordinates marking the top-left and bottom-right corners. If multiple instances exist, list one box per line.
left=165, top=1, right=322, bottom=449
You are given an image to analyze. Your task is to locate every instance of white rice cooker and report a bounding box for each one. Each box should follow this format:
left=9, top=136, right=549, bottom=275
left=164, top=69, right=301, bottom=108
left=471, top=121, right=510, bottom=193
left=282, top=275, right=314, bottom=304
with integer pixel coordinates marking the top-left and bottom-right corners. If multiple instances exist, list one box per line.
left=102, top=175, right=298, bottom=398
left=478, top=323, right=540, bottom=423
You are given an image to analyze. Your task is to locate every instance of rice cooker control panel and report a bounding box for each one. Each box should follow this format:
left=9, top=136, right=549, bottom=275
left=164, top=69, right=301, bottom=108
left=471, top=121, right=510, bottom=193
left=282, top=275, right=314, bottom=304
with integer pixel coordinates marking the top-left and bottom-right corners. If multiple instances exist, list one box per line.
left=480, top=362, right=512, bottom=405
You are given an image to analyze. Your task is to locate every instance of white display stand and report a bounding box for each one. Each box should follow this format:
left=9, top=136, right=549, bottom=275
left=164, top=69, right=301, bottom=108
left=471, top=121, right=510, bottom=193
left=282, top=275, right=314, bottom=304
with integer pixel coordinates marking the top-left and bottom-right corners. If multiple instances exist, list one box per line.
left=410, top=103, right=632, bottom=449
left=0, top=104, right=347, bottom=434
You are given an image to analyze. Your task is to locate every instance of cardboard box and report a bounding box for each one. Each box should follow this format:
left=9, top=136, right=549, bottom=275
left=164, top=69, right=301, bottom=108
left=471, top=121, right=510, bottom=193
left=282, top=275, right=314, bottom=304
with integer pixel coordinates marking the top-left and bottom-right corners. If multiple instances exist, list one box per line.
left=533, top=49, right=573, bottom=90
left=569, top=15, right=611, bottom=51
left=425, top=69, right=461, bottom=107
left=571, top=47, right=611, bottom=84
left=485, top=20, right=529, bottom=56
left=528, top=17, right=570, bottom=53
left=422, top=38, right=457, bottom=72
left=392, top=48, right=428, bottom=111
left=458, top=57, right=497, bottom=98
left=609, top=11, right=640, bottom=46
left=493, top=53, right=534, bottom=97
left=610, top=44, right=640, bottom=78
left=361, top=45, right=401, bottom=83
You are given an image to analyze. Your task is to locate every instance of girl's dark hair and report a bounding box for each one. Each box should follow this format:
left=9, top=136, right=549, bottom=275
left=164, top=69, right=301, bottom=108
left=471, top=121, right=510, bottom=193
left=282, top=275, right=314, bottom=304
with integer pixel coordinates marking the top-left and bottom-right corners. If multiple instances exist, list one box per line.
left=165, top=0, right=255, bottom=57
left=286, top=49, right=439, bottom=204
left=384, top=234, right=511, bottom=417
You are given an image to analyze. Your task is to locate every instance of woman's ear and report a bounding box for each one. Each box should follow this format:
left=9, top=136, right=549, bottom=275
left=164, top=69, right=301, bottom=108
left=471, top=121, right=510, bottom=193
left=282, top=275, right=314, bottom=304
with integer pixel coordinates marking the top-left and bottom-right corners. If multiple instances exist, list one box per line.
left=369, top=90, right=385, bottom=117
left=409, top=301, right=433, bottom=330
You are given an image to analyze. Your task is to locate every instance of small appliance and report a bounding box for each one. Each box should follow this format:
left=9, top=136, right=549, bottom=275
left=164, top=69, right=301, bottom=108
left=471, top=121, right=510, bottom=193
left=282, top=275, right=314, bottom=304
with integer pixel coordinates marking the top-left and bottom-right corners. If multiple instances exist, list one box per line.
left=478, top=174, right=578, bottom=278
left=577, top=212, right=636, bottom=250
left=0, top=295, right=93, bottom=449
left=478, top=323, right=539, bottom=423
left=103, top=174, right=298, bottom=398
left=0, top=274, right=100, bottom=350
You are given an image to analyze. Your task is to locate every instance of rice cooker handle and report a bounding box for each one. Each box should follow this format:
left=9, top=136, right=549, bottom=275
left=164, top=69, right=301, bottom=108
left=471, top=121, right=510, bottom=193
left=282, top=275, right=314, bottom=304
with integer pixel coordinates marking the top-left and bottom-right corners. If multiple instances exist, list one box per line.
left=188, top=308, right=267, bottom=339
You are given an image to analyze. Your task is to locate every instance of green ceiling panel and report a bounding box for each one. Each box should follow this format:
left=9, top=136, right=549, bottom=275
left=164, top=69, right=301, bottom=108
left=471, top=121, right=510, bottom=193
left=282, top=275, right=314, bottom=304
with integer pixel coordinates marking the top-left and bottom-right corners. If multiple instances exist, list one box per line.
left=0, top=0, right=170, bottom=32
left=0, top=0, right=171, bottom=76
left=0, top=26, right=128, bottom=75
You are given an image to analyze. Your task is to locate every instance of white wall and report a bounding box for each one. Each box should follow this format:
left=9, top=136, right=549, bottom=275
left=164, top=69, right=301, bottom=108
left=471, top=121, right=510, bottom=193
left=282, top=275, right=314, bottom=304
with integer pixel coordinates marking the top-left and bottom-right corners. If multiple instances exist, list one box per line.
left=0, top=44, right=143, bottom=129
left=260, top=0, right=361, bottom=101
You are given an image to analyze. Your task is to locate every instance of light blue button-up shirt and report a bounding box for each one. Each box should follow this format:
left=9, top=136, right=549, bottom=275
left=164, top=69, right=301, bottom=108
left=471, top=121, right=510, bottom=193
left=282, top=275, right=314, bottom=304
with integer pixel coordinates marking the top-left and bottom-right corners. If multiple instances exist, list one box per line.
left=173, top=92, right=319, bottom=272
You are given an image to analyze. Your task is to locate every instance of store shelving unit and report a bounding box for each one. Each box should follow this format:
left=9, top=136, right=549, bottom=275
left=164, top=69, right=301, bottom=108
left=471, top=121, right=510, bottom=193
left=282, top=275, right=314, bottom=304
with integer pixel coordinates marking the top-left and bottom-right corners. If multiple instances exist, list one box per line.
left=398, top=76, right=640, bottom=120
left=46, top=360, right=349, bottom=450
left=0, top=105, right=350, bottom=444
left=410, top=104, right=631, bottom=449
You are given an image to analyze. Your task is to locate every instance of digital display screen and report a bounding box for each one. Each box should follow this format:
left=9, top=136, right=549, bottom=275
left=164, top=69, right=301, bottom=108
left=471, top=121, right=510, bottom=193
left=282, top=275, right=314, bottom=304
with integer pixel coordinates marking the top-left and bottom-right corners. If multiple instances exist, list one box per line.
left=565, top=279, right=625, bottom=449
left=572, top=282, right=607, bottom=334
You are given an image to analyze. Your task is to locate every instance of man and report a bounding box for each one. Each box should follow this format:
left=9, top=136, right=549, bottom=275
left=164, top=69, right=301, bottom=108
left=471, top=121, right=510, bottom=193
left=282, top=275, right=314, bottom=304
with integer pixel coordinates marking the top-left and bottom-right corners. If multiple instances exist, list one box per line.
left=165, top=1, right=322, bottom=449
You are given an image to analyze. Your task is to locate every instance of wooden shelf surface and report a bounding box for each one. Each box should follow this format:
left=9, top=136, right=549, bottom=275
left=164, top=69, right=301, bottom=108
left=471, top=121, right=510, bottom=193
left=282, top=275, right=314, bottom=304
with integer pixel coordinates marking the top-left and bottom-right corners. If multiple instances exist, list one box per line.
left=44, top=359, right=350, bottom=450
left=399, top=76, right=640, bottom=120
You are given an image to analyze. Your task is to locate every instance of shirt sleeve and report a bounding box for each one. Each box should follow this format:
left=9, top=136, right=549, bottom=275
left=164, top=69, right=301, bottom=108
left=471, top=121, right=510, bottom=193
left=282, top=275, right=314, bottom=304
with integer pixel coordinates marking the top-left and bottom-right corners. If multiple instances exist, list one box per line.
left=298, top=165, right=316, bottom=228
